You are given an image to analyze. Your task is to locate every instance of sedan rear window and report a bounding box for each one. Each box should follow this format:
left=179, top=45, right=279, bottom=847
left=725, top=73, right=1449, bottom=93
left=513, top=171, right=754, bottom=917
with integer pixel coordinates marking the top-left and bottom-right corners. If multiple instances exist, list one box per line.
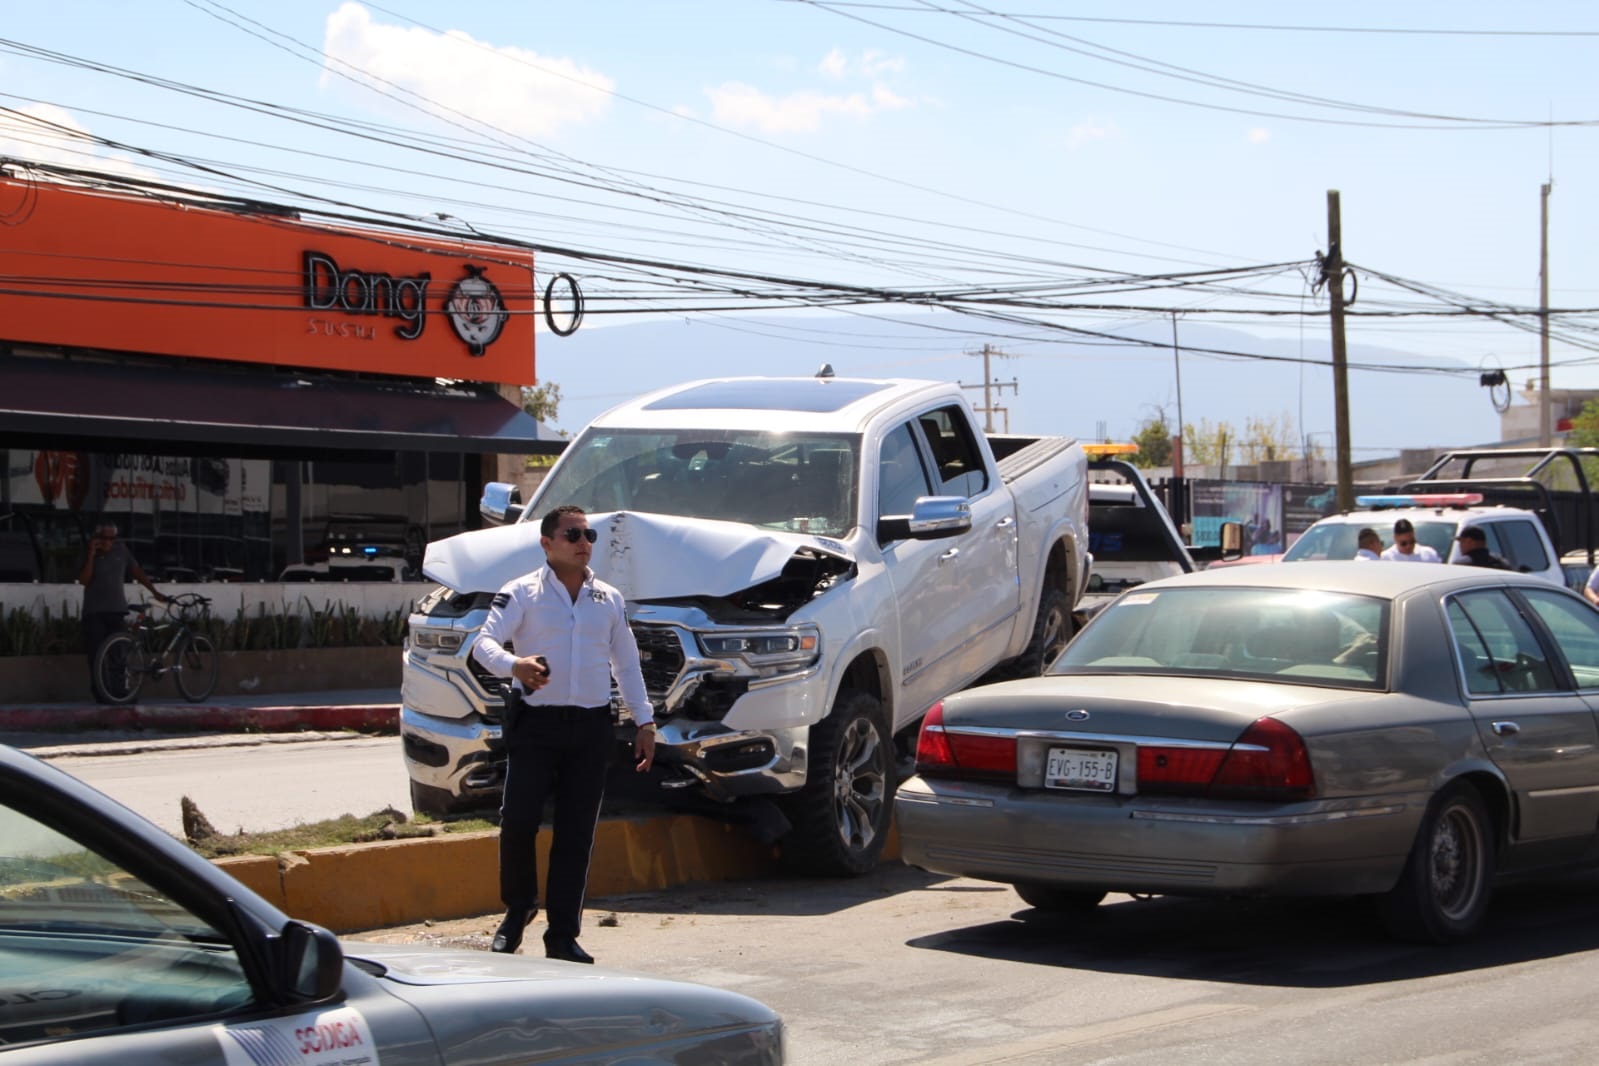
left=1054, top=587, right=1388, bottom=688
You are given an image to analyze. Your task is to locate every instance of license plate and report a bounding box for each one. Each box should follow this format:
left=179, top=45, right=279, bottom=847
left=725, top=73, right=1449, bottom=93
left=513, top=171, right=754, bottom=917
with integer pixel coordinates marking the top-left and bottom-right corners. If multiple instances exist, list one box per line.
left=1045, top=746, right=1118, bottom=792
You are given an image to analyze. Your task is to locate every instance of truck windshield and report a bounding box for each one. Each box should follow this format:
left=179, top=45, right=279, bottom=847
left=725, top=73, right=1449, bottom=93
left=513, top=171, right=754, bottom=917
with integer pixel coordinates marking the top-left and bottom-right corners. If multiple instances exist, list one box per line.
left=1283, top=519, right=1457, bottom=561
left=533, top=428, right=860, bottom=537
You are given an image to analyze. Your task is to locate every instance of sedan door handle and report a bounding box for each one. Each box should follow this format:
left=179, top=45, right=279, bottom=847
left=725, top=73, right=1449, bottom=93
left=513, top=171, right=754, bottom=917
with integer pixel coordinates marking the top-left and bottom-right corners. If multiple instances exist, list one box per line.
left=940, top=547, right=960, bottom=562
left=995, top=516, right=1015, bottom=529
left=1491, top=721, right=1521, bottom=736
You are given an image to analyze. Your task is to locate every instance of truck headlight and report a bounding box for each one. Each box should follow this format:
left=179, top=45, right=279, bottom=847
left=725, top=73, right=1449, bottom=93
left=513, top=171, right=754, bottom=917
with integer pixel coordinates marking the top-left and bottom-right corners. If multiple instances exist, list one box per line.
left=411, top=628, right=465, bottom=652
left=698, top=626, right=820, bottom=678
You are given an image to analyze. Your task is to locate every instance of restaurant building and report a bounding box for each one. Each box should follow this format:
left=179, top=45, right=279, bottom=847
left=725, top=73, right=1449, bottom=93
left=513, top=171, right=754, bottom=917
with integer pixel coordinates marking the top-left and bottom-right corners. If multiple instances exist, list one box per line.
left=0, top=172, right=554, bottom=585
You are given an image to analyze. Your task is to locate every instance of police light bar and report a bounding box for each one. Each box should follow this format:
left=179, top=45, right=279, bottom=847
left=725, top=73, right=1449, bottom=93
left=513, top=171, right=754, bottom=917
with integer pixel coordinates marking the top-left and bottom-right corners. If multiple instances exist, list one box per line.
left=1083, top=443, right=1139, bottom=456
left=1355, top=492, right=1484, bottom=508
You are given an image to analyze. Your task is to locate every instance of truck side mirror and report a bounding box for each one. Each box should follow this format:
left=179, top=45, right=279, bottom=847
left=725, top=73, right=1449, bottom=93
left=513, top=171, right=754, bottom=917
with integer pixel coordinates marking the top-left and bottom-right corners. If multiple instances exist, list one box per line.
left=1218, top=520, right=1244, bottom=560
left=479, top=482, right=524, bottom=525
left=877, top=496, right=972, bottom=544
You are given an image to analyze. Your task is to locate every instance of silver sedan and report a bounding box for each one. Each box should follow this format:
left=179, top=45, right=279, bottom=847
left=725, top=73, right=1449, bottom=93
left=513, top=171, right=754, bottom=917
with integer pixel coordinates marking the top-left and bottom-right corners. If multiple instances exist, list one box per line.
left=896, top=561, right=1599, bottom=943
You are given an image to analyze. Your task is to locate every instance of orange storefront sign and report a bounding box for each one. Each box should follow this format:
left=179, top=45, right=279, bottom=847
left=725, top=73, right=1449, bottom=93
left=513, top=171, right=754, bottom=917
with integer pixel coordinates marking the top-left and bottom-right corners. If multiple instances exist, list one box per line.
left=0, top=177, right=536, bottom=385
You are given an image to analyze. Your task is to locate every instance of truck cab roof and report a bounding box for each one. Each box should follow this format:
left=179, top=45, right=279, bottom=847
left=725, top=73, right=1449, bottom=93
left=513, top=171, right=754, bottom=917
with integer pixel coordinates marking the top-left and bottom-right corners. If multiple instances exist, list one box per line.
left=593, top=377, right=963, bottom=435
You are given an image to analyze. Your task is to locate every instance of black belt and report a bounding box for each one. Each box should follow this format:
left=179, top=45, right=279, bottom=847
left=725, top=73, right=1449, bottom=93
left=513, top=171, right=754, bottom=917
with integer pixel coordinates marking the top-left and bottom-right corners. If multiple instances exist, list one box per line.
left=521, top=703, right=611, bottom=719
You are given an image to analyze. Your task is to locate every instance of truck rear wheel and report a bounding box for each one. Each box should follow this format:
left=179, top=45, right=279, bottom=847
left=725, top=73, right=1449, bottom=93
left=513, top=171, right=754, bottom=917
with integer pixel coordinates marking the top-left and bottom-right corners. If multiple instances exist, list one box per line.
left=988, top=585, right=1071, bottom=682
left=780, top=689, right=893, bottom=876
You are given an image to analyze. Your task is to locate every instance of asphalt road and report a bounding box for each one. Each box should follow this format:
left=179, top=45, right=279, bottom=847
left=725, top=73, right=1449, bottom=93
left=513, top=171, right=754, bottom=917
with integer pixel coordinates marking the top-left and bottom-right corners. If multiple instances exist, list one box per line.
left=359, top=862, right=1599, bottom=1066
left=28, top=733, right=1599, bottom=1064
left=27, top=733, right=412, bottom=835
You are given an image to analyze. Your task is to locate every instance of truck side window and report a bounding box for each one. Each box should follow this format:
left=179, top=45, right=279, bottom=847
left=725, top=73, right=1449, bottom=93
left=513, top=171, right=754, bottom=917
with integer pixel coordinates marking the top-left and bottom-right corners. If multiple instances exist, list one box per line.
left=1495, top=519, right=1549, bottom=573
left=878, top=422, right=933, bottom=518
left=917, top=406, right=988, bottom=498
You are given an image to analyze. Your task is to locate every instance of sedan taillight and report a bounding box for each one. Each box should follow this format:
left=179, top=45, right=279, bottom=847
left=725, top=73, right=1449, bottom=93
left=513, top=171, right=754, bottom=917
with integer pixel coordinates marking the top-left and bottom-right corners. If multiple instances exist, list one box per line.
left=914, top=701, right=1018, bottom=781
left=1138, top=716, right=1314, bottom=800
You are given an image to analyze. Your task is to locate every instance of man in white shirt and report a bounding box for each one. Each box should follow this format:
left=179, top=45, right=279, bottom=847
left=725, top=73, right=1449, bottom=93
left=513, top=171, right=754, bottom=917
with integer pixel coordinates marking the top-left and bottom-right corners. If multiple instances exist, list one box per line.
left=1379, top=518, right=1442, bottom=563
left=1353, top=527, right=1382, bottom=561
left=473, top=505, right=656, bottom=963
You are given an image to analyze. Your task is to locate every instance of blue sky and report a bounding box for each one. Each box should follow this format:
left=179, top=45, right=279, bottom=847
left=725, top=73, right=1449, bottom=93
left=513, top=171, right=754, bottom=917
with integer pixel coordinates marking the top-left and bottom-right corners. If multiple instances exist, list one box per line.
left=3, top=2, right=1597, bottom=450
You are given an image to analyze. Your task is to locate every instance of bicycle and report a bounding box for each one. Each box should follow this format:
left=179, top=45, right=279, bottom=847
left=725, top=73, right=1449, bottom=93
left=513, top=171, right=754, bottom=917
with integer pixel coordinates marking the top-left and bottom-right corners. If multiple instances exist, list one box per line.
left=94, top=593, right=219, bottom=704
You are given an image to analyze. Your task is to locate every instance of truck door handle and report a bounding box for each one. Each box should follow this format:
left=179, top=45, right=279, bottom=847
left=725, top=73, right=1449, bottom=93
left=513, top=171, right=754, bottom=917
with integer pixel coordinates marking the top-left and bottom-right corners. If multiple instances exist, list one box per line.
left=940, top=547, right=960, bottom=562
left=1491, top=721, right=1520, bottom=736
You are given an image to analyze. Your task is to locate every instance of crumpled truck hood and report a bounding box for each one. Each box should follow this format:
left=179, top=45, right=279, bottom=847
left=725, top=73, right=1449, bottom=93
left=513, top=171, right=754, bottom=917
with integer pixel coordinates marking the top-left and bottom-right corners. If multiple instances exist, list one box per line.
left=423, top=509, right=854, bottom=598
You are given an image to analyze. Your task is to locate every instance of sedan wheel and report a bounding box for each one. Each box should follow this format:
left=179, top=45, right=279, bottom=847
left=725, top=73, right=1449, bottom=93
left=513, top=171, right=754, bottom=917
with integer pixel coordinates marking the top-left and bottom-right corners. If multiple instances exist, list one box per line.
left=1379, top=782, right=1494, bottom=944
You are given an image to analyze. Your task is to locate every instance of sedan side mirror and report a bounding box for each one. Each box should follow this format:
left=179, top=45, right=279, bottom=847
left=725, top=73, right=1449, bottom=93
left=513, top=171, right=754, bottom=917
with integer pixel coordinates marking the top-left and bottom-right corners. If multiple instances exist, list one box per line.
left=480, top=482, right=524, bottom=525
left=278, top=920, right=344, bottom=1004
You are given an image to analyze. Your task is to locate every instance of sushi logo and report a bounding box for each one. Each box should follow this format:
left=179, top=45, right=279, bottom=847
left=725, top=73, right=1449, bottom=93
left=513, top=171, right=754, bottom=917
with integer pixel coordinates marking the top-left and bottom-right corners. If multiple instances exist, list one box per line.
left=446, top=265, right=508, bottom=356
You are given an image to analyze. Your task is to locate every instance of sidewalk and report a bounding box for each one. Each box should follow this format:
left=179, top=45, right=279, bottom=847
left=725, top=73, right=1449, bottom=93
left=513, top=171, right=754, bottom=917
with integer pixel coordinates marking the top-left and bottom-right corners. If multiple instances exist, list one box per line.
left=0, top=687, right=400, bottom=743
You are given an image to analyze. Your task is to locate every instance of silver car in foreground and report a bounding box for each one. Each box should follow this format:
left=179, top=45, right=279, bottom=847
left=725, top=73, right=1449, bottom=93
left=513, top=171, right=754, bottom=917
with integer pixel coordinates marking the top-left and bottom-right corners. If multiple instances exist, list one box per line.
left=0, top=744, right=783, bottom=1063
left=896, top=561, right=1599, bottom=943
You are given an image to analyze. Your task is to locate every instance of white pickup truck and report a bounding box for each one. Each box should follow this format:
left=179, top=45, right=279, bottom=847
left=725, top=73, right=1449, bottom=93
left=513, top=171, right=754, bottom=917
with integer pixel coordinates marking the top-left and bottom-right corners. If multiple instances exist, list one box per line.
left=402, top=374, right=1090, bottom=874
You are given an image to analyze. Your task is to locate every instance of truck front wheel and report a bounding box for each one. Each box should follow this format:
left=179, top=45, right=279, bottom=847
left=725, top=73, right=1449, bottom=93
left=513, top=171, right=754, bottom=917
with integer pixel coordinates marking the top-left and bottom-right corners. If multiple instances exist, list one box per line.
left=781, top=689, right=893, bottom=876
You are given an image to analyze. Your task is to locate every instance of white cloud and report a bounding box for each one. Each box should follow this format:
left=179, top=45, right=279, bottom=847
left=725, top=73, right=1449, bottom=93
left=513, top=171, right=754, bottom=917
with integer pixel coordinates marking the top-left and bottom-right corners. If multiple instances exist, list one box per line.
left=815, top=47, right=904, bottom=79
left=712, top=48, right=912, bottom=134
left=707, top=82, right=911, bottom=134
left=0, top=103, right=158, bottom=180
left=321, top=2, right=614, bottom=139
left=1248, top=127, right=1272, bottom=144
left=1065, top=119, right=1116, bottom=150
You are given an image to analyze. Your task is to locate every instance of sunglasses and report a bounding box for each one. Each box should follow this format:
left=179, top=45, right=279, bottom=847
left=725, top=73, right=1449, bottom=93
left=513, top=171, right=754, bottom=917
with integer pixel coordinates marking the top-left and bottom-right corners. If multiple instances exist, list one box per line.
left=556, top=527, right=598, bottom=544
left=1396, top=538, right=1416, bottom=548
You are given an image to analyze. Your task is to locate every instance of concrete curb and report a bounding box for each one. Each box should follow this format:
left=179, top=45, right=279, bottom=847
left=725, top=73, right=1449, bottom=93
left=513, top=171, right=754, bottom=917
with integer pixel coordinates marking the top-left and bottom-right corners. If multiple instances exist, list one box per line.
left=215, top=815, right=799, bottom=933
left=0, top=703, right=398, bottom=734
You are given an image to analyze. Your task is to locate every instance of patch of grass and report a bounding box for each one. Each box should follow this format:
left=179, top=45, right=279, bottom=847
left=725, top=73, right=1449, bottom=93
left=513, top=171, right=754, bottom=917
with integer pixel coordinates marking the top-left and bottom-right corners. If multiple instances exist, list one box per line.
left=186, top=807, right=498, bottom=860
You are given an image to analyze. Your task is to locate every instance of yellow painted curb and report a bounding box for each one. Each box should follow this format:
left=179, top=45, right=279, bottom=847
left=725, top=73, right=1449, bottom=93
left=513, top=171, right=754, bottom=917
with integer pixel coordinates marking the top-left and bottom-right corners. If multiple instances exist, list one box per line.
left=215, top=813, right=793, bottom=933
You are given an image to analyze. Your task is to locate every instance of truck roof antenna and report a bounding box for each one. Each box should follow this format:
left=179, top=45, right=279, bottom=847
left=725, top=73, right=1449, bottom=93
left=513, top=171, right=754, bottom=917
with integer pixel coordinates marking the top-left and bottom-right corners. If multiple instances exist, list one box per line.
left=815, top=363, right=835, bottom=379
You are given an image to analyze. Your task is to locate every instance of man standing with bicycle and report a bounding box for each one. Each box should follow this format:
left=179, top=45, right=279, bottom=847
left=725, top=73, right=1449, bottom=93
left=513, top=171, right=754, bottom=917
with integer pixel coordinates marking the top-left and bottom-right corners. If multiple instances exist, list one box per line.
left=78, top=520, right=168, bottom=703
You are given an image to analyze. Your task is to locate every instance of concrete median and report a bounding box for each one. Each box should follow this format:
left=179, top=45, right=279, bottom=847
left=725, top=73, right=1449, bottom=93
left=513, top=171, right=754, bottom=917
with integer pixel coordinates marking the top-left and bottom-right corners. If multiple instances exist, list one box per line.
left=216, top=814, right=795, bottom=933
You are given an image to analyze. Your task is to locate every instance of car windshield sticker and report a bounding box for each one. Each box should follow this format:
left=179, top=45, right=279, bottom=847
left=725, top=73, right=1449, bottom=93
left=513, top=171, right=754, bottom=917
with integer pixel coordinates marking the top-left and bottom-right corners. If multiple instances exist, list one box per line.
left=216, top=1005, right=379, bottom=1066
left=1120, top=593, right=1158, bottom=606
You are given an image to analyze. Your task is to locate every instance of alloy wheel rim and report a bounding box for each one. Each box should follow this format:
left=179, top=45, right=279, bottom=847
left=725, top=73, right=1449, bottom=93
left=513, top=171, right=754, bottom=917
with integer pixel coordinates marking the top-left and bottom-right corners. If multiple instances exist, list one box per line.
left=833, top=718, right=886, bottom=850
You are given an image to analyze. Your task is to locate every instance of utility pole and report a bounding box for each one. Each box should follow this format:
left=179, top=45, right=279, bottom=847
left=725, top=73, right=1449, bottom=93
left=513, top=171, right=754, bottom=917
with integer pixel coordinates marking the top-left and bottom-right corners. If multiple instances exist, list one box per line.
left=1170, top=312, right=1186, bottom=478
left=1323, top=190, right=1355, bottom=512
left=1539, top=181, right=1553, bottom=447
left=959, top=343, right=1017, bottom=432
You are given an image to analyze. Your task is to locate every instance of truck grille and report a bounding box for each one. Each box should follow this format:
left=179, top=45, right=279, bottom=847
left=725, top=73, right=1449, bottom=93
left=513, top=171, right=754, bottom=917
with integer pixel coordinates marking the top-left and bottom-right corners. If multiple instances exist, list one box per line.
left=632, top=624, right=685, bottom=704
left=467, top=652, right=509, bottom=700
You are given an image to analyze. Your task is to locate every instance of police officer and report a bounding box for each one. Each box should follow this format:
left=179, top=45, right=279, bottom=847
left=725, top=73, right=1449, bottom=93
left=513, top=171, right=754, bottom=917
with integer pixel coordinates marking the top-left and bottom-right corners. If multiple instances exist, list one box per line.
left=472, top=505, right=655, bottom=963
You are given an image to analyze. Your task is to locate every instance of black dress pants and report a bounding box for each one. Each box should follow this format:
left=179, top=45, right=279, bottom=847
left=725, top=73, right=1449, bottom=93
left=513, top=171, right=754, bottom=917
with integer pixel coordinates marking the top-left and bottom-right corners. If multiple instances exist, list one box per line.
left=498, top=704, right=613, bottom=939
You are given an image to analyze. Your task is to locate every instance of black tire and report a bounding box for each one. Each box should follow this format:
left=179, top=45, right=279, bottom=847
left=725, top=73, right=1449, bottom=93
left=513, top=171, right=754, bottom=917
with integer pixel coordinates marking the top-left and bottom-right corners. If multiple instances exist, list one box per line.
left=409, top=779, right=474, bottom=819
left=94, top=633, right=146, bottom=705
left=1015, top=883, right=1107, bottom=912
left=175, top=634, right=219, bottom=702
left=990, top=584, right=1072, bottom=682
left=781, top=689, right=894, bottom=876
left=1378, top=782, right=1495, bottom=944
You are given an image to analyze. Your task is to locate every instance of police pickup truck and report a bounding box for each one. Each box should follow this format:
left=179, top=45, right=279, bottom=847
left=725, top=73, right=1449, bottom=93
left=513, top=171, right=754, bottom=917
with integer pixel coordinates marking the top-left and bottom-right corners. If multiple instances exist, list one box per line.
left=401, top=374, right=1091, bottom=875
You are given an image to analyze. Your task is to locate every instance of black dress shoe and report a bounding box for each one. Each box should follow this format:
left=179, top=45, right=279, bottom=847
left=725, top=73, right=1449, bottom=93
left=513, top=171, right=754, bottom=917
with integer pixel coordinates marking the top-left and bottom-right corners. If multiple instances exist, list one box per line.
left=543, top=934, right=594, bottom=964
left=490, top=908, right=535, bottom=954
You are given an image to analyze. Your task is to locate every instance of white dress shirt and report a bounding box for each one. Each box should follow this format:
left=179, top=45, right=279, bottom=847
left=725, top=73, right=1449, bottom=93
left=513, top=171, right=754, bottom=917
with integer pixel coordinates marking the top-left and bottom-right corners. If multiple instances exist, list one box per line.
left=473, top=564, right=653, bottom=725
left=1380, top=544, right=1441, bottom=563
left=1354, top=548, right=1380, bottom=561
